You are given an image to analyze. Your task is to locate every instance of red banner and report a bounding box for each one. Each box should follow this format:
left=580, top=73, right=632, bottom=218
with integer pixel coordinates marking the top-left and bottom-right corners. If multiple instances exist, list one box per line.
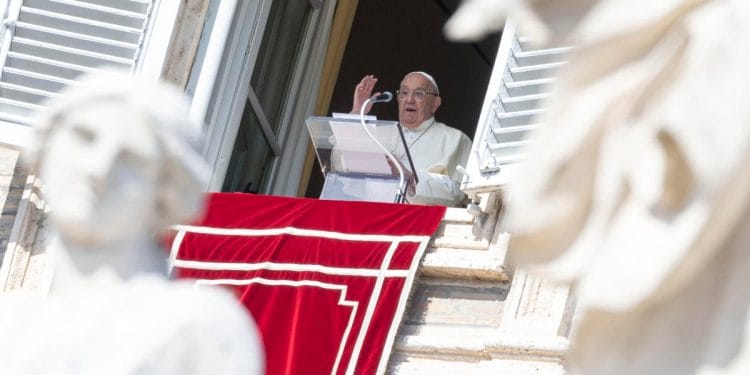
left=169, top=193, right=446, bottom=375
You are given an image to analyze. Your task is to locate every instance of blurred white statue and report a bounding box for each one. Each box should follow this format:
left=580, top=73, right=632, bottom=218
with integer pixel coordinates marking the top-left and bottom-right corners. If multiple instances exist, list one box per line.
left=0, top=71, right=263, bottom=374
left=448, top=0, right=750, bottom=374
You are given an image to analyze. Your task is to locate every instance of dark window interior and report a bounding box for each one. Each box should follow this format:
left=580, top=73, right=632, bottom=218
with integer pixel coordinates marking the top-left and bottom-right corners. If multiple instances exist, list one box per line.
left=305, top=0, right=501, bottom=198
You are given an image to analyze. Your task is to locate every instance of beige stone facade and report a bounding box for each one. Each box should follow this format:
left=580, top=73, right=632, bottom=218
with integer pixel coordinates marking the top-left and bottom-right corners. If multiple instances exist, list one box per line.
left=0, top=145, right=49, bottom=293
left=0, top=2, right=576, bottom=373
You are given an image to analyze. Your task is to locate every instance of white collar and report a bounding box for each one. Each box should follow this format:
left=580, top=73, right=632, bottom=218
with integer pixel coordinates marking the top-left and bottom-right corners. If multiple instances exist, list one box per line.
left=404, top=117, right=436, bottom=132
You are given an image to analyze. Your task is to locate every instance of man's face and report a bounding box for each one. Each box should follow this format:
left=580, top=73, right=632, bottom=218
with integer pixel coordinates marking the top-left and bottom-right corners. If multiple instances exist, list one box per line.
left=398, top=74, right=441, bottom=129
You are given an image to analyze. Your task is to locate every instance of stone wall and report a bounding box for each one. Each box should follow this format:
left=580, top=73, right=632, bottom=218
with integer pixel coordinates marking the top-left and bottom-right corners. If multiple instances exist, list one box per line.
left=0, top=145, right=26, bottom=253
left=0, top=144, right=49, bottom=293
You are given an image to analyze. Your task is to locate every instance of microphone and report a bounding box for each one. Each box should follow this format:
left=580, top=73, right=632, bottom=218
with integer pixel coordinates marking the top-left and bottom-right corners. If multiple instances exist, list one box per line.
left=369, top=91, right=393, bottom=103
left=358, top=89, right=406, bottom=203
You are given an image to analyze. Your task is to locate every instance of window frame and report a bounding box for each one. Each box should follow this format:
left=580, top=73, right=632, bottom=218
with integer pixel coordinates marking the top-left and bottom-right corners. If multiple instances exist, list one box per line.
left=197, top=0, right=337, bottom=194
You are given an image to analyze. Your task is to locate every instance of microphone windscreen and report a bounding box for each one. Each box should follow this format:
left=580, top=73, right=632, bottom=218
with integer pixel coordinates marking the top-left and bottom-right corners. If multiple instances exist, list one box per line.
left=371, top=91, right=393, bottom=103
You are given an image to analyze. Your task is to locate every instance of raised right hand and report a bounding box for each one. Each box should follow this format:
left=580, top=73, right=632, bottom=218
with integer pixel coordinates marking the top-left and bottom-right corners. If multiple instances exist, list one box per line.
left=351, top=74, right=380, bottom=114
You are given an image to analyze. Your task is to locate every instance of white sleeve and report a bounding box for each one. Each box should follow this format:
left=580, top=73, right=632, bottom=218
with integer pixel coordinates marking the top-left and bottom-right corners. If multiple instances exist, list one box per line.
left=408, top=171, right=465, bottom=206
left=407, top=129, right=472, bottom=206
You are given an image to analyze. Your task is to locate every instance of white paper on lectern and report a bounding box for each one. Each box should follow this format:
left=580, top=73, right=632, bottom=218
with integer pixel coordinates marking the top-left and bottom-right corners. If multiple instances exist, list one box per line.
left=332, top=112, right=377, bottom=121
left=329, top=121, right=392, bottom=174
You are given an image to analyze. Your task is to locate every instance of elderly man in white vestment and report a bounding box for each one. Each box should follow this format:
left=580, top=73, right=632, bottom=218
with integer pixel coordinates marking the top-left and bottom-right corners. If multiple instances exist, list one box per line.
left=445, top=0, right=750, bottom=374
left=0, top=71, right=263, bottom=375
left=351, top=72, right=472, bottom=206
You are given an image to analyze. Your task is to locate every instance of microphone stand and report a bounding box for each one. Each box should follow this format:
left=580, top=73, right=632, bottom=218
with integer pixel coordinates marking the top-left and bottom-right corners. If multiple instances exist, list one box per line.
left=359, top=95, right=408, bottom=203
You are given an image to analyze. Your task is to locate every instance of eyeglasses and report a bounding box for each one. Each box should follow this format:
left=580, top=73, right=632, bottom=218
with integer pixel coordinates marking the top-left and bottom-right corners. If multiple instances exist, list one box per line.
left=396, top=89, right=439, bottom=101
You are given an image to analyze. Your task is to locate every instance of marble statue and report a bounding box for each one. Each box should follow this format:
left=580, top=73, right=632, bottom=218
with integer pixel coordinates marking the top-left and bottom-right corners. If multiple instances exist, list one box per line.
left=0, top=71, right=263, bottom=374
left=448, top=0, right=750, bottom=374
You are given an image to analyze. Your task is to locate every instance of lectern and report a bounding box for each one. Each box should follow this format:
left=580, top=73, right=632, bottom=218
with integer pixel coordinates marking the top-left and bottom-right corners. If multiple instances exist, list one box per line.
left=306, top=116, right=417, bottom=203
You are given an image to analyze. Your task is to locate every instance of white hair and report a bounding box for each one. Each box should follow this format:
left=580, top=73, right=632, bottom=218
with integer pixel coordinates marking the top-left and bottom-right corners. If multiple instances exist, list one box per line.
left=405, top=71, right=440, bottom=95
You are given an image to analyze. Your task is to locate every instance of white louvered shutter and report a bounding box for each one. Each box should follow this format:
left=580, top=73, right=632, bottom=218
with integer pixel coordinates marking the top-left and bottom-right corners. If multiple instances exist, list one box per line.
left=0, top=0, right=164, bottom=146
left=463, top=22, right=570, bottom=194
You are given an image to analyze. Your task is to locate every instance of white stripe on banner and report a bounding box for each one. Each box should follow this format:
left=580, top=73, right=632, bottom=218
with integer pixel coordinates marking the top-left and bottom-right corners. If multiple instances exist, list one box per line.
left=172, top=224, right=431, bottom=243
left=194, top=277, right=359, bottom=375
left=347, top=241, right=401, bottom=375
left=173, top=259, right=411, bottom=278
left=377, top=237, right=432, bottom=375
left=168, top=223, right=435, bottom=374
